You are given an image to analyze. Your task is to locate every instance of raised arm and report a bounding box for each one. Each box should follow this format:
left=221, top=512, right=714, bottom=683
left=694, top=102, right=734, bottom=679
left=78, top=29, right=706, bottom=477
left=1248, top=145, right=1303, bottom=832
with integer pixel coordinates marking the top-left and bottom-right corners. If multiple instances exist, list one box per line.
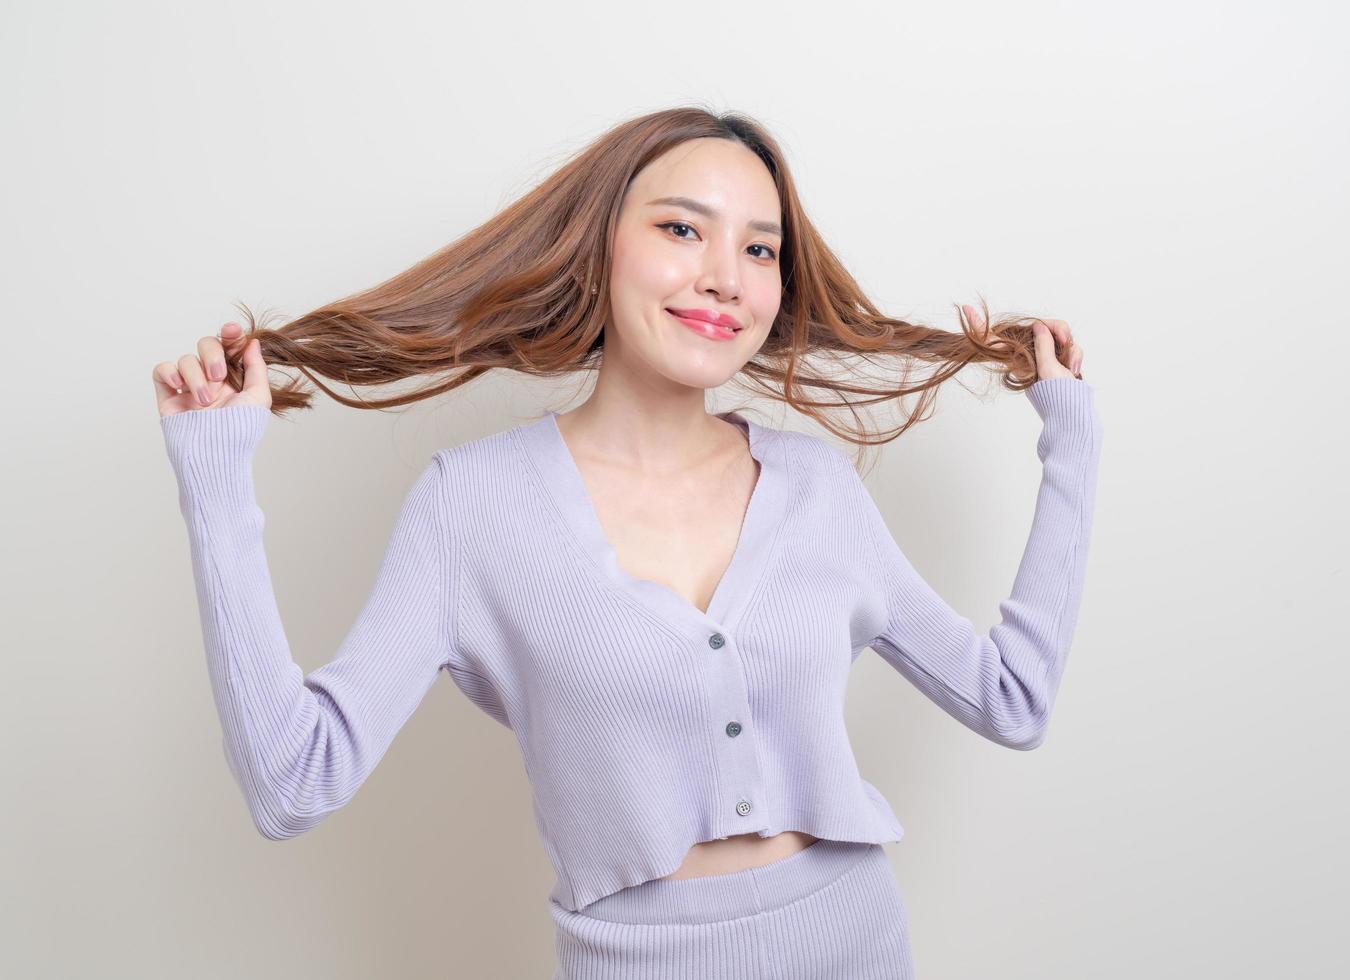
left=161, top=403, right=456, bottom=837
left=853, top=377, right=1104, bottom=749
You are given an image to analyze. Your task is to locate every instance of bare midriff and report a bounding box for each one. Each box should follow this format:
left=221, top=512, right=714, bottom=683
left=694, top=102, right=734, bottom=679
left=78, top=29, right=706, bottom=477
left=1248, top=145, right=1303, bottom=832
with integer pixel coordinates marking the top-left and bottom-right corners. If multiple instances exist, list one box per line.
left=658, top=830, right=821, bottom=880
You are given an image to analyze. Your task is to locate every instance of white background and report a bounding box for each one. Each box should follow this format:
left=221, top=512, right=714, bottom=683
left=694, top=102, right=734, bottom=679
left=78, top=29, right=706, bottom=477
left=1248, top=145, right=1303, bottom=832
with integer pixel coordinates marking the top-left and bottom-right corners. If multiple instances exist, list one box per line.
left=2, top=1, right=1345, bottom=977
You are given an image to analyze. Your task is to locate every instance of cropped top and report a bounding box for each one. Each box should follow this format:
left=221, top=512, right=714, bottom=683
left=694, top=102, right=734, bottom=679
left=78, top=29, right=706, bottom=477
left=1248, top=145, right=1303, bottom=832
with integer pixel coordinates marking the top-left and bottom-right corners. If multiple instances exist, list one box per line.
left=159, top=376, right=1103, bottom=913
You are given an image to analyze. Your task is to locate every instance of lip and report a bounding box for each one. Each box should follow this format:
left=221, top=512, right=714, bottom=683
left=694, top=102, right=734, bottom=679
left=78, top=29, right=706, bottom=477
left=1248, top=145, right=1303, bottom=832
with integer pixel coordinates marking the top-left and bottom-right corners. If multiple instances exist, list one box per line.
left=667, top=309, right=739, bottom=341
left=665, top=307, right=743, bottom=332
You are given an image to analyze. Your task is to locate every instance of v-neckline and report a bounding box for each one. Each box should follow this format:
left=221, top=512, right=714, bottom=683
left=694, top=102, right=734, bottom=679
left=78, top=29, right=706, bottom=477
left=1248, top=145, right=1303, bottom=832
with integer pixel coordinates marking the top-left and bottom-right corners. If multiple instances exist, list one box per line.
left=515, top=408, right=791, bottom=637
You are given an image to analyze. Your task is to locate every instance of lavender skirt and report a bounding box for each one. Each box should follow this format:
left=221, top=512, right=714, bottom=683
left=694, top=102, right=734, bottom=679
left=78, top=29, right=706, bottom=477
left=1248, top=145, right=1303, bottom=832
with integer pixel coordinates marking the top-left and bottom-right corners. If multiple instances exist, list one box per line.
left=550, top=839, right=915, bottom=979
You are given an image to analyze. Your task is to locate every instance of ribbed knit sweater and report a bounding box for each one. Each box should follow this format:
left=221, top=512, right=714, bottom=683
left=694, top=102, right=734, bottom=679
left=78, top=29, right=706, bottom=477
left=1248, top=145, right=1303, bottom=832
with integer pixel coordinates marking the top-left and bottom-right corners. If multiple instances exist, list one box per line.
left=160, top=377, right=1103, bottom=913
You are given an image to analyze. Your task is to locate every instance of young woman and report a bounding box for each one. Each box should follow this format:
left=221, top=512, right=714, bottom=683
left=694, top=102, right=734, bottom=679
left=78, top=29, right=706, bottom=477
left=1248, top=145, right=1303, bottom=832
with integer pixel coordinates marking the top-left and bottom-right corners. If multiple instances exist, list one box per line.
left=152, top=107, right=1101, bottom=979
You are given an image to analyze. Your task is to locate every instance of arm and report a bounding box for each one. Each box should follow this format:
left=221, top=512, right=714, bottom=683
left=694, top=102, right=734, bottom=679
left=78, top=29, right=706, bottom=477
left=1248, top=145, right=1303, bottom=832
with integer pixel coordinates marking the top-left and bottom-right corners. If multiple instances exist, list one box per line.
left=855, top=377, right=1104, bottom=750
left=161, top=403, right=456, bottom=837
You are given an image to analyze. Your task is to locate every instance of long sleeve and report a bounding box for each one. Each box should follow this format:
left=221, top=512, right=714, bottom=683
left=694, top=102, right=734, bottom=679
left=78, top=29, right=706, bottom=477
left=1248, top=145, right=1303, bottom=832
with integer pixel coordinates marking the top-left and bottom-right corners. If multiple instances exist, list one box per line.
left=855, top=377, right=1104, bottom=750
left=160, top=403, right=457, bottom=838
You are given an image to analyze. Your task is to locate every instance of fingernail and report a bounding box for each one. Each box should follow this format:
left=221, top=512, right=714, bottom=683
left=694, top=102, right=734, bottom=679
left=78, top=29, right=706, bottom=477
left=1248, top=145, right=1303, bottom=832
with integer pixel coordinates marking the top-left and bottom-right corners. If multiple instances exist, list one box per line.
left=198, top=387, right=211, bottom=406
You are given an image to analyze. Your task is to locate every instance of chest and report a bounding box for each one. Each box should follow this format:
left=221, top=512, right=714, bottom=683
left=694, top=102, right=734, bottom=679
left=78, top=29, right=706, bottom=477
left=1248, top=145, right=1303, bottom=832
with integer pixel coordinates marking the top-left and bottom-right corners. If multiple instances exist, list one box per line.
left=449, top=421, right=894, bottom=729
left=577, top=451, right=761, bottom=618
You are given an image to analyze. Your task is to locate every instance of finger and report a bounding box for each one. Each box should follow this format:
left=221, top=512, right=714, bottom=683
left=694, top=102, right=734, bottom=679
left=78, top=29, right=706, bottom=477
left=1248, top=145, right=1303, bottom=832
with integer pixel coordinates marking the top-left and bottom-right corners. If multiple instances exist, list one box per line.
left=219, top=321, right=248, bottom=356
left=1032, top=321, right=1060, bottom=378
left=152, top=362, right=187, bottom=407
left=963, top=303, right=989, bottom=336
left=197, top=333, right=229, bottom=383
left=176, top=352, right=213, bottom=407
left=240, top=336, right=270, bottom=399
left=965, top=305, right=994, bottom=348
left=153, top=360, right=186, bottom=392
left=1039, top=319, right=1073, bottom=370
left=1041, top=317, right=1072, bottom=351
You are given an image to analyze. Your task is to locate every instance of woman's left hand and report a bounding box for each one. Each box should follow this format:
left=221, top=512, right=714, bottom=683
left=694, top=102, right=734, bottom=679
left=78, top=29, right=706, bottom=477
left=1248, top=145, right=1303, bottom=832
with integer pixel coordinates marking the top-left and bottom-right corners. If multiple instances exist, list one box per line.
left=963, top=305, right=1085, bottom=382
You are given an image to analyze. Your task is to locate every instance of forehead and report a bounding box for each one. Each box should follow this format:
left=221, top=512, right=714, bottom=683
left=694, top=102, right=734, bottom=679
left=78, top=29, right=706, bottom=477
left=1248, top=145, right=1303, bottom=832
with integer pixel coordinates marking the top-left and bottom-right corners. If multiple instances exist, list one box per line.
left=625, top=138, right=780, bottom=217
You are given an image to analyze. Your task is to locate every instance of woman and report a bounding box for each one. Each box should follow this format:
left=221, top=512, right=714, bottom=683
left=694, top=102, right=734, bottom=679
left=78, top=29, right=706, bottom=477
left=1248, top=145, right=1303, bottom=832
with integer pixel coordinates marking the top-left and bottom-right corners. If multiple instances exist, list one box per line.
left=152, top=107, right=1101, bottom=979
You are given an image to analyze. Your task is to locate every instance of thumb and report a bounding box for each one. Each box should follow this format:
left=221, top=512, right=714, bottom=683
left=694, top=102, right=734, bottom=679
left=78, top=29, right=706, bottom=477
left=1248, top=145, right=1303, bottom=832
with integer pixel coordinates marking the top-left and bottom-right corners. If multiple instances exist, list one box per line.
left=1031, top=320, right=1060, bottom=378
left=240, top=337, right=271, bottom=401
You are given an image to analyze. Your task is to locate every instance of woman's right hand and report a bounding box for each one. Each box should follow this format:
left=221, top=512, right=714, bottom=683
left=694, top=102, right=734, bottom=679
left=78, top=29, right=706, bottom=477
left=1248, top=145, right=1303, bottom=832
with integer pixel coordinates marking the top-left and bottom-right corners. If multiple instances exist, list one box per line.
left=152, top=322, right=272, bottom=418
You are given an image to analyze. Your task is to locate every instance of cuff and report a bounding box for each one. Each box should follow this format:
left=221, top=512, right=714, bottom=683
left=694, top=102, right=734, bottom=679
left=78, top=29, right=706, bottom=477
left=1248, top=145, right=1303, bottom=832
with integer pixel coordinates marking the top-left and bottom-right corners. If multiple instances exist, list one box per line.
left=1026, top=377, right=1096, bottom=429
left=160, top=403, right=271, bottom=486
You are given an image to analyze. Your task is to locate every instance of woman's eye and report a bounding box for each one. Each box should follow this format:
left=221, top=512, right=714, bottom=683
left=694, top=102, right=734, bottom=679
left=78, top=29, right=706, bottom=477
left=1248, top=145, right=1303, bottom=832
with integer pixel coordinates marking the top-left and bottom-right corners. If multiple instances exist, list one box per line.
left=659, top=221, right=698, bottom=240
left=657, top=222, right=777, bottom=261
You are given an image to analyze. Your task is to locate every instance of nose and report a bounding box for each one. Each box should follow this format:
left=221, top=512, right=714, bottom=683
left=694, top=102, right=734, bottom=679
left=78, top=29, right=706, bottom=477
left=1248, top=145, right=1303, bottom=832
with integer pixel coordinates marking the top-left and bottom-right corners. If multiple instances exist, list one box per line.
left=696, top=234, right=741, bottom=302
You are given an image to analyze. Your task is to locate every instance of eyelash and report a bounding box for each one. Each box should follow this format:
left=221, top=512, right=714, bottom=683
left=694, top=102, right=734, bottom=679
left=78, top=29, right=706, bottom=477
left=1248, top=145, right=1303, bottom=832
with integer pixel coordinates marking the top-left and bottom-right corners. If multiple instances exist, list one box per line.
left=656, top=221, right=778, bottom=261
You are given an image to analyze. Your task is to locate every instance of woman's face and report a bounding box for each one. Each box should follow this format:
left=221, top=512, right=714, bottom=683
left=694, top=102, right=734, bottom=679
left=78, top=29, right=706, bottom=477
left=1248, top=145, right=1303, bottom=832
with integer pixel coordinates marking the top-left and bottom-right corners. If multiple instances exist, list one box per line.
left=602, top=137, right=783, bottom=393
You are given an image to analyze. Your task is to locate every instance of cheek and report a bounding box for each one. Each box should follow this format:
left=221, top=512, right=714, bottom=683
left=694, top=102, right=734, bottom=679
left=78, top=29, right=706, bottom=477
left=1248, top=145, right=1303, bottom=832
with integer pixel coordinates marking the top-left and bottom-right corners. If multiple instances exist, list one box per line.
left=749, top=284, right=782, bottom=329
left=613, top=242, right=689, bottom=299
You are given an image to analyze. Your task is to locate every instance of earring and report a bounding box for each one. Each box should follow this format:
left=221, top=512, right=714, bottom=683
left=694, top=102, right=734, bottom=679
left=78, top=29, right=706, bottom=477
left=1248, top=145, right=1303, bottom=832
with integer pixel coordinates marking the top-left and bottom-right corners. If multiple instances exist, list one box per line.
left=591, top=283, right=598, bottom=295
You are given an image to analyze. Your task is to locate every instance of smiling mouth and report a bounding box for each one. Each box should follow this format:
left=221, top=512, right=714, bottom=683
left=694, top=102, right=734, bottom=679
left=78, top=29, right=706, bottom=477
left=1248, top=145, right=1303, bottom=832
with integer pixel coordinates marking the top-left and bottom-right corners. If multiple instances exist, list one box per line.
left=665, top=309, right=743, bottom=333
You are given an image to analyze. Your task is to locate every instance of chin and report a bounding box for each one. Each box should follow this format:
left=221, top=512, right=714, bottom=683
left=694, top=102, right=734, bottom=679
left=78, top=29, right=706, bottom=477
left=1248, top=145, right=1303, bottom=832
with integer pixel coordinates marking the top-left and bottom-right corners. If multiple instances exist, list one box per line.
left=657, top=359, right=746, bottom=391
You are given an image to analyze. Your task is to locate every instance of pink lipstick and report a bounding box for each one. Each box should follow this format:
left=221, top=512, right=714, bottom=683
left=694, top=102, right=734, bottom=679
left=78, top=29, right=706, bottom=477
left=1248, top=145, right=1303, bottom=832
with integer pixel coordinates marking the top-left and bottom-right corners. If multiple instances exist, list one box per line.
left=666, top=308, right=741, bottom=341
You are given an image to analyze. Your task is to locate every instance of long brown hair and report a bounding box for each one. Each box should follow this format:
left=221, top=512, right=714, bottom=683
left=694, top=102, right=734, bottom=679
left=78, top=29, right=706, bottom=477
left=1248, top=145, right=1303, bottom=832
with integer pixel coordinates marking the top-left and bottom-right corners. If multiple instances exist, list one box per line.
left=222, top=104, right=1066, bottom=464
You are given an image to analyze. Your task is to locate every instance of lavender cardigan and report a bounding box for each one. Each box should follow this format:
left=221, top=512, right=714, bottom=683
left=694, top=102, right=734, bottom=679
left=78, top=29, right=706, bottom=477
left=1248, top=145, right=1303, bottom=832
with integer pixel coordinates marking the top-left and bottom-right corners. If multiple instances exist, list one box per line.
left=160, top=377, right=1103, bottom=912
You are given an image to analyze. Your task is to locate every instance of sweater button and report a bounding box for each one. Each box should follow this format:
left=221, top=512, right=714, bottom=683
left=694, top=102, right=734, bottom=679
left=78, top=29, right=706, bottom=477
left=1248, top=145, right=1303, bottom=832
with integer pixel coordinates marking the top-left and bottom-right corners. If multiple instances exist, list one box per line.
left=735, top=799, right=753, bottom=816
left=708, top=632, right=725, bottom=649
left=725, top=721, right=742, bottom=737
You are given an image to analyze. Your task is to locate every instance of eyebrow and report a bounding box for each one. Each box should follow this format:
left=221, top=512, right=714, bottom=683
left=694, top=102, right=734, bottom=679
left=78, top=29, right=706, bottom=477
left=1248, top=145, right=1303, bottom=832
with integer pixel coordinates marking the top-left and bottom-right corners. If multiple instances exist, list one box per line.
left=645, top=196, right=783, bottom=238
